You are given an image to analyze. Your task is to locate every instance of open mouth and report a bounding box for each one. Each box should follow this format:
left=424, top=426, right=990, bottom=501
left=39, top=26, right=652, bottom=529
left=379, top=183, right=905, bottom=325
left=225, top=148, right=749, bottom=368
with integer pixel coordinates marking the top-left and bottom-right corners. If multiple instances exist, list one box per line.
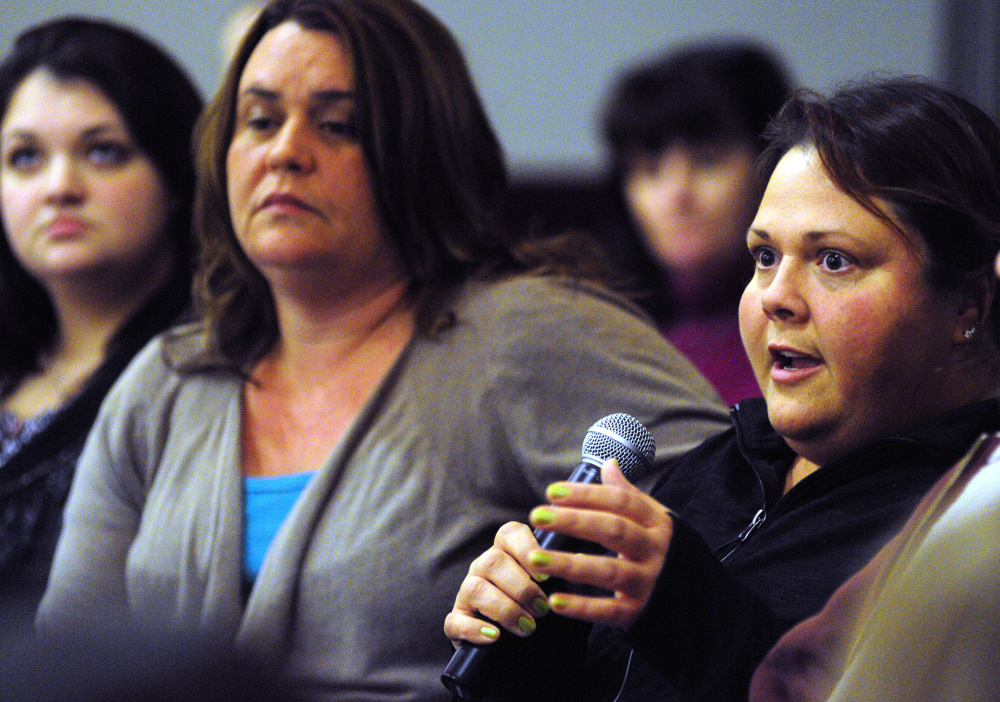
left=771, top=349, right=820, bottom=370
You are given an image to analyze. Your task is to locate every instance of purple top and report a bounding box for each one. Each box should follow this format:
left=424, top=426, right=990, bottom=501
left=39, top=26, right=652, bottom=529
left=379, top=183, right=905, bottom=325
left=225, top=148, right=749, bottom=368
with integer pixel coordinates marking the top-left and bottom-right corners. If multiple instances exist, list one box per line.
left=663, top=312, right=760, bottom=406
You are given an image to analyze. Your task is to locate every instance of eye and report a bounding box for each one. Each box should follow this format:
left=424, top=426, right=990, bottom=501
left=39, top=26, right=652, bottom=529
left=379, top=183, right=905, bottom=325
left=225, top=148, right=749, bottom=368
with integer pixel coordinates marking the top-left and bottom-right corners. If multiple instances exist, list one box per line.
left=318, top=119, right=357, bottom=140
left=689, top=143, right=726, bottom=169
left=86, top=141, right=132, bottom=167
left=751, top=246, right=778, bottom=269
left=819, top=250, right=855, bottom=272
left=246, top=115, right=278, bottom=132
left=237, top=103, right=281, bottom=135
left=4, top=145, right=43, bottom=171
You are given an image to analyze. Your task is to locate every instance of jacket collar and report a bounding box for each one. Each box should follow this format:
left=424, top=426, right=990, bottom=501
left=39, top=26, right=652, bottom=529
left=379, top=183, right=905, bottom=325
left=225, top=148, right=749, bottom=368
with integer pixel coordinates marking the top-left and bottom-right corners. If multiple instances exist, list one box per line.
left=729, top=396, right=1000, bottom=497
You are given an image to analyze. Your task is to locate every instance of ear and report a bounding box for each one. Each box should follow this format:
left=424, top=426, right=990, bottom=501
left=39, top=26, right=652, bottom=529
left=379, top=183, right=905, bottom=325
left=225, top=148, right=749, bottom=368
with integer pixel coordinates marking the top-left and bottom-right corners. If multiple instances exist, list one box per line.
left=954, top=275, right=996, bottom=345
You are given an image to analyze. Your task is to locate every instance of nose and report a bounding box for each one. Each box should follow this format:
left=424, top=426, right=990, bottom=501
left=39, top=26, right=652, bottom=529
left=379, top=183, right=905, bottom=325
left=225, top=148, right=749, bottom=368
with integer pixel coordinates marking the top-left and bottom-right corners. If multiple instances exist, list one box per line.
left=44, top=154, right=85, bottom=206
left=265, top=116, right=315, bottom=173
left=759, top=259, right=808, bottom=323
left=653, top=151, right=695, bottom=208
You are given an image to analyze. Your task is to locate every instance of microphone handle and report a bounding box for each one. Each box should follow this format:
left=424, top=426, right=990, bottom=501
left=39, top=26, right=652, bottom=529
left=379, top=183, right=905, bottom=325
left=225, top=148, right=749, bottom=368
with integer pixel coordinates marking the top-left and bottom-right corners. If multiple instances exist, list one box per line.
left=441, top=461, right=602, bottom=699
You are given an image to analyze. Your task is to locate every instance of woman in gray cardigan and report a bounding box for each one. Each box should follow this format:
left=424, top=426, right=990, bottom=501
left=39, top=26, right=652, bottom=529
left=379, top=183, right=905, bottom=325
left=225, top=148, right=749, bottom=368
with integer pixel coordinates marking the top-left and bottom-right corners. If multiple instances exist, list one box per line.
left=37, top=1, right=729, bottom=700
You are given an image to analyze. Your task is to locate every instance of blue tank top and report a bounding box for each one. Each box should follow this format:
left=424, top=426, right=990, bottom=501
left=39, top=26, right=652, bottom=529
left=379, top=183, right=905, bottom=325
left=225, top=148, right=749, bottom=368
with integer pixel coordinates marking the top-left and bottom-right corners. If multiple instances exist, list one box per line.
left=243, top=471, right=315, bottom=581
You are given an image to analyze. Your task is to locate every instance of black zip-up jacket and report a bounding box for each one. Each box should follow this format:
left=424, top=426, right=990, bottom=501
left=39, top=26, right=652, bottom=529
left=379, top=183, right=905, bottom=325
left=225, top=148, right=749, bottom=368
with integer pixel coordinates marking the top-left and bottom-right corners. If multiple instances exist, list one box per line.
left=585, top=396, right=1000, bottom=702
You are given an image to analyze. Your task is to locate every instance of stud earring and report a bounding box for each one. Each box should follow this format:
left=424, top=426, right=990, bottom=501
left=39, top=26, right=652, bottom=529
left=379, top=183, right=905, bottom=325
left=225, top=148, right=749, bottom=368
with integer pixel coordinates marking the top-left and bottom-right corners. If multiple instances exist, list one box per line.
left=964, top=327, right=977, bottom=340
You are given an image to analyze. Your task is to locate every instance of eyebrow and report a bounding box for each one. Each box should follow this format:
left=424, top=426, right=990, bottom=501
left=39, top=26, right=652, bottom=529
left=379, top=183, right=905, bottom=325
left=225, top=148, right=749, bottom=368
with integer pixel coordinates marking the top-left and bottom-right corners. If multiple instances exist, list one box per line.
left=239, top=85, right=355, bottom=104
left=0, top=122, right=125, bottom=143
left=746, top=228, right=836, bottom=243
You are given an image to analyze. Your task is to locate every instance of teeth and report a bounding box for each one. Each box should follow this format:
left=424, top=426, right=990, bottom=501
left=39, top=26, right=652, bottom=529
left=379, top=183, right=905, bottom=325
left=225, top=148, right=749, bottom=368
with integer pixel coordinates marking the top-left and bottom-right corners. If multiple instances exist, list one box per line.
left=774, top=350, right=808, bottom=369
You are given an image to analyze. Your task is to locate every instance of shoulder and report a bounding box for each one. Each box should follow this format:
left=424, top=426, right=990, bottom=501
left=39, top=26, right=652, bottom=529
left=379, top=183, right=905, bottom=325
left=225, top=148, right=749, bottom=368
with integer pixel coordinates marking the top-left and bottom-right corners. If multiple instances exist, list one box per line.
left=453, top=274, right=651, bottom=324
left=441, top=274, right=677, bottom=366
left=98, top=327, right=237, bottom=439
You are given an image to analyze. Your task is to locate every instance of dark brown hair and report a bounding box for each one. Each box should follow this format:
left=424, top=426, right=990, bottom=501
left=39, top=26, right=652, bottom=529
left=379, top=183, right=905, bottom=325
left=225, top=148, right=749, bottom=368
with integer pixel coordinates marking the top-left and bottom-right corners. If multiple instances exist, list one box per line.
left=597, top=38, right=792, bottom=322
left=0, top=17, right=202, bottom=381
left=602, top=38, right=791, bottom=169
left=183, top=0, right=544, bottom=371
left=759, top=77, right=1000, bottom=343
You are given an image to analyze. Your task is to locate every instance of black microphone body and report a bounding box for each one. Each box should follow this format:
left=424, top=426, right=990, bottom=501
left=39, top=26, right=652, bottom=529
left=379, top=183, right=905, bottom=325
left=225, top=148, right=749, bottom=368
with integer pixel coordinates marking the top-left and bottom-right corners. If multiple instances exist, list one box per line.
left=441, top=414, right=655, bottom=700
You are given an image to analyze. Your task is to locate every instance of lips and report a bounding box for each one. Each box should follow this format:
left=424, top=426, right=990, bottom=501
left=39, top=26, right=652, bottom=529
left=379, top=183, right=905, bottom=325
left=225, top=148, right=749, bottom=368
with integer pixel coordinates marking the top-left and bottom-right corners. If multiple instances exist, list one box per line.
left=45, top=214, right=88, bottom=238
left=767, top=344, right=822, bottom=382
left=771, top=349, right=820, bottom=370
left=259, top=192, right=317, bottom=216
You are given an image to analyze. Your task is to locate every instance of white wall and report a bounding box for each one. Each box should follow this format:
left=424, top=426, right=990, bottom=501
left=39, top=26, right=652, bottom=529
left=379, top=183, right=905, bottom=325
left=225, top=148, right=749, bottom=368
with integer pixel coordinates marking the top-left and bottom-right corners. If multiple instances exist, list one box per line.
left=1, top=0, right=943, bottom=175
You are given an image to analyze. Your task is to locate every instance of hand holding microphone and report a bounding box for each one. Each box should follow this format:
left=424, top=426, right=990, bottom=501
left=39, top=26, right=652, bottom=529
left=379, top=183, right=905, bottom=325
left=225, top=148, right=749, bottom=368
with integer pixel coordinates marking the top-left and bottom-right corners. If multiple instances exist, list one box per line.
left=442, top=414, right=674, bottom=699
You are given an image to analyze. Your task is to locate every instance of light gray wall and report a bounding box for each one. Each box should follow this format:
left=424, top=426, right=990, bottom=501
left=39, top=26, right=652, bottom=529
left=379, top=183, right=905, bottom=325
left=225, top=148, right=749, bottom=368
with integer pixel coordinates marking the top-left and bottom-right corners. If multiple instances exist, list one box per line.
left=1, top=1, right=943, bottom=176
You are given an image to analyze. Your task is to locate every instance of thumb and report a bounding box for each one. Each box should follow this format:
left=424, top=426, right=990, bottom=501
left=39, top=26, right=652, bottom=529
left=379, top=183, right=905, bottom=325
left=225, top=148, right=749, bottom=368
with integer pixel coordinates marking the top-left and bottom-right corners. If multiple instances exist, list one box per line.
left=600, top=457, right=629, bottom=488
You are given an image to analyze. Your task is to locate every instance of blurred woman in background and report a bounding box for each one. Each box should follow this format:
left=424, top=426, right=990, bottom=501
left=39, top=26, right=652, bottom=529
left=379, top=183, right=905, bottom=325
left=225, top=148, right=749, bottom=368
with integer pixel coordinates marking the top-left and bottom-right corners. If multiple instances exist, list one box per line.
left=599, top=39, right=791, bottom=404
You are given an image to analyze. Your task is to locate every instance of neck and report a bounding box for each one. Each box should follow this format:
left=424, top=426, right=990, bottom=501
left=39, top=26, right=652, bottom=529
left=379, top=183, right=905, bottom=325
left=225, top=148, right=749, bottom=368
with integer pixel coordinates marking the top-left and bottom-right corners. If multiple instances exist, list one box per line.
left=45, top=285, right=152, bottom=369
left=42, top=252, right=174, bottom=364
left=784, top=455, right=821, bottom=493
left=266, top=275, right=415, bottom=383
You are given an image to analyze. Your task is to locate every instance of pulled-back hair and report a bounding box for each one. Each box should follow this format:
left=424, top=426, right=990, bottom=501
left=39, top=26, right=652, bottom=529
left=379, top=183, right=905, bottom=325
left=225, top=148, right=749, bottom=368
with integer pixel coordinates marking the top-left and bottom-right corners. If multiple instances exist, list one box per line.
left=0, top=17, right=202, bottom=380
left=186, top=0, right=539, bottom=370
left=760, top=77, right=1000, bottom=343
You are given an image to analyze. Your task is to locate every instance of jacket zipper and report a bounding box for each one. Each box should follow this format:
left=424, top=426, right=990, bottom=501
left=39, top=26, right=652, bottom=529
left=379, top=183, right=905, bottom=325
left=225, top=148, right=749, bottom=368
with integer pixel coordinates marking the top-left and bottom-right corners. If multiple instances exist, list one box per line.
left=714, top=403, right=772, bottom=563
left=715, top=507, right=766, bottom=563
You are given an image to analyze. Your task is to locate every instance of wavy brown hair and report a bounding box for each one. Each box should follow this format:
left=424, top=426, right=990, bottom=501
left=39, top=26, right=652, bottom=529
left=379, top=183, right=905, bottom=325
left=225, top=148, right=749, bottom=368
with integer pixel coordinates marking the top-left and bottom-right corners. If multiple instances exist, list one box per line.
left=181, top=0, right=608, bottom=372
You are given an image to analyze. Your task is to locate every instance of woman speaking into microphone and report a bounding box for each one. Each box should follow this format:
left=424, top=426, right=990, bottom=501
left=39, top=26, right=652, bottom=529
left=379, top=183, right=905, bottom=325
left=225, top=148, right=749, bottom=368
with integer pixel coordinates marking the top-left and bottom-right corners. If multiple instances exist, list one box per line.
left=444, top=77, right=1000, bottom=701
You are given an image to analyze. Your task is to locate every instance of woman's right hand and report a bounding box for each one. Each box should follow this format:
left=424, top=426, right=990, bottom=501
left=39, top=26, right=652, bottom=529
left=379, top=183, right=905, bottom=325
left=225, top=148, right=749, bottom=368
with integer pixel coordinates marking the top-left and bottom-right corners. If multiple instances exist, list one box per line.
left=445, top=458, right=674, bottom=647
left=444, top=521, right=552, bottom=648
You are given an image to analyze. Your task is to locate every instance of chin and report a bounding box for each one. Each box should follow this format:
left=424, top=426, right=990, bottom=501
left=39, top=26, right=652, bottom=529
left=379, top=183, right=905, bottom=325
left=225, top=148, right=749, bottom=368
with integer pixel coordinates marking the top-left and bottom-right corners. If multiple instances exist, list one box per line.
left=766, top=403, right=831, bottom=444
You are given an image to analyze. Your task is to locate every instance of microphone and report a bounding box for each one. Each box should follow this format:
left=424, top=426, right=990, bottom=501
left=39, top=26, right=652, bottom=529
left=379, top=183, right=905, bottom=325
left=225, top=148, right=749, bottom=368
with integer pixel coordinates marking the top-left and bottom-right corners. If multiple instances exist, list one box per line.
left=441, top=413, right=655, bottom=700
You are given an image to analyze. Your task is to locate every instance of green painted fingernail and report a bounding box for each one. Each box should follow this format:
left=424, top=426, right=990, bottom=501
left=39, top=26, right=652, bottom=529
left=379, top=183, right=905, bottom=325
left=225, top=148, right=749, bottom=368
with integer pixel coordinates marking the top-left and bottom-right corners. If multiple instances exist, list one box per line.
left=532, top=597, right=550, bottom=617
left=480, top=625, right=499, bottom=639
left=528, top=551, right=552, bottom=568
left=530, top=507, right=554, bottom=526
left=546, top=483, right=569, bottom=500
left=518, top=616, right=536, bottom=636
left=550, top=594, right=569, bottom=611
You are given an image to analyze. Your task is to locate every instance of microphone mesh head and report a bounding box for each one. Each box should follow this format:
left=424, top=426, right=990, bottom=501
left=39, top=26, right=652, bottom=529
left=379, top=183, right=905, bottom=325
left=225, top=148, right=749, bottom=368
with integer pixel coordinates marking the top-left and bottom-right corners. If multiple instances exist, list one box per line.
left=581, top=413, right=655, bottom=483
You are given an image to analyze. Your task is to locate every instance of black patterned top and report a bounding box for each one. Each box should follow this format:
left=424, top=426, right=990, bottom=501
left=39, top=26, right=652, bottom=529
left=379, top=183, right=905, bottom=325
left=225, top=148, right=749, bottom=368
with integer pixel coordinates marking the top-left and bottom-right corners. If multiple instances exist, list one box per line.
left=0, top=276, right=190, bottom=625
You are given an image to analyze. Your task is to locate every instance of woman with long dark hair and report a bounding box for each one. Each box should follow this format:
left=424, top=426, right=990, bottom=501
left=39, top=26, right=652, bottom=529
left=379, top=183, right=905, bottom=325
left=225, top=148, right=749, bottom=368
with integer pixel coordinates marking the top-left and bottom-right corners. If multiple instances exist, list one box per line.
left=0, top=17, right=201, bottom=621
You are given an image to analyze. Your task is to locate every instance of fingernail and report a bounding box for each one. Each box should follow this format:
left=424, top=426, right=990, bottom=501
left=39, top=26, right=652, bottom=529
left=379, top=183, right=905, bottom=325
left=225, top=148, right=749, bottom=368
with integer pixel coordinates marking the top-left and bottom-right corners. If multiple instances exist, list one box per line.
left=528, top=551, right=551, bottom=568
left=518, top=616, right=536, bottom=636
left=546, top=483, right=569, bottom=500
left=532, top=597, right=550, bottom=617
left=549, top=594, right=570, bottom=612
left=533, top=572, right=550, bottom=583
left=480, top=625, right=499, bottom=639
left=530, top=507, right=555, bottom=526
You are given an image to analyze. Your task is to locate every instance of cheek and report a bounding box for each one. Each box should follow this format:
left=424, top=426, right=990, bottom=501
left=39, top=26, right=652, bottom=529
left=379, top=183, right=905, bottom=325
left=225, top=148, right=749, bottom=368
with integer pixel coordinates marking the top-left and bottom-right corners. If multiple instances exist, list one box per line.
left=0, top=177, right=34, bottom=244
left=815, top=294, right=917, bottom=391
left=335, top=153, right=382, bottom=223
left=100, top=170, right=171, bottom=247
left=225, top=144, right=252, bottom=218
left=622, top=179, right=661, bottom=233
left=702, top=173, right=755, bottom=224
left=738, top=287, right=766, bottom=362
